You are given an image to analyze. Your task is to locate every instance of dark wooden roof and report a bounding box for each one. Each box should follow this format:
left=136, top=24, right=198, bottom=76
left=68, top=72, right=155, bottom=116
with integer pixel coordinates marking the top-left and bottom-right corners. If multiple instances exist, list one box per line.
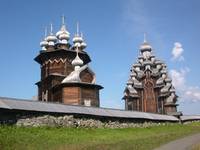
left=34, top=49, right=91, bottom=65
left=0, top=97, right=179, bottom=122
left=52, top=82, right=104, bottom=91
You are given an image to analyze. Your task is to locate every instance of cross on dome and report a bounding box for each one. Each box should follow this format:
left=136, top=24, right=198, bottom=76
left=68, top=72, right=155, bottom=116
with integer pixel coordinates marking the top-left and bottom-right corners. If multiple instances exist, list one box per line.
left=56, top=15, right=70, bottom=44
left=144, top=33, right=147, bottom=43
left=76, top=22, right=80, bottom=36
left=140, top=33, right=152, bottom=54
left=50, top=23, right=53, bottom=35
left=46, top=23, right=57, bottom=46
left=71, top=46, right=84, bottom=70
left=40, top=27, right=48, bottom=50
left=72, top=22, right=87, bottom=50
left=62, top=14, right=65, bottom=26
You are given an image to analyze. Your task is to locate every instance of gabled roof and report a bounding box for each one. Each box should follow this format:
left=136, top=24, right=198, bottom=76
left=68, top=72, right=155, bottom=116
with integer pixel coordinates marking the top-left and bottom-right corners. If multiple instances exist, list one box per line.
left=0, top=97, right=179, bottom=122
left=181, top=115, right=200, bottom=121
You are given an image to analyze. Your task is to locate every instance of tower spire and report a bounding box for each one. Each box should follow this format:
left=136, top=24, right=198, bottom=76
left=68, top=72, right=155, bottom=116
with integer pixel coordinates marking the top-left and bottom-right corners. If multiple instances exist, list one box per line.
left=76, top=22, right=79, bottom=36
left=61, top=14, right=65, bottom=25
left=44, top=27, right=47, bottom=38
left=144, top=32, right=147, bottom=43
left=60, top=15, right=66, bottom=31
left=50, top=23, right=53, bottom=35
left=40, top=26, right=48, bottom=50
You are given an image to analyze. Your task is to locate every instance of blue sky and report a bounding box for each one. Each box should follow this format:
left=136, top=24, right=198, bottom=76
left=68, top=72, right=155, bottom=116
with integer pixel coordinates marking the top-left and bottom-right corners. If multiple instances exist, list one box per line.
left=0, top=0, right=200, bottom=115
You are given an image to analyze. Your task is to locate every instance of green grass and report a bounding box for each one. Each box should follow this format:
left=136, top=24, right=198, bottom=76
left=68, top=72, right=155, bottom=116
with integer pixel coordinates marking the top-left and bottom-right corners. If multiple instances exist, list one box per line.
left=0, top=122, right=200, bottom=150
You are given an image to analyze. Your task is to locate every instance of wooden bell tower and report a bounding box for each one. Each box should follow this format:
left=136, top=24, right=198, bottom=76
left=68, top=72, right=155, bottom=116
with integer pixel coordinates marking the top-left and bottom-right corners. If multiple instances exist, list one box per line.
left=35, top=19, right=103, bottom=106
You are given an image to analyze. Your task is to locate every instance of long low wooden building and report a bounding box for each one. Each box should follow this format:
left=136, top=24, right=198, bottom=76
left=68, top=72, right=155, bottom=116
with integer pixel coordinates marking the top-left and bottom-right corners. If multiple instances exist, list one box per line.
left=0, top=97, right=181, bottom=123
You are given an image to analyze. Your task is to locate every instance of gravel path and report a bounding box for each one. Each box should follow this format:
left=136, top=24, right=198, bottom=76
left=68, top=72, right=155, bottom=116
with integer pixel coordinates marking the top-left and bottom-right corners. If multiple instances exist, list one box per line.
left=154, top=133, right=200, bottom=150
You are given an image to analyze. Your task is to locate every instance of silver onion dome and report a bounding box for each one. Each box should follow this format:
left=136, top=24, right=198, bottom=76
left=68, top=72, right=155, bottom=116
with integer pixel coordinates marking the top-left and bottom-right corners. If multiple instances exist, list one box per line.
left=81, top=41, right=87, bottom=49
left=72, top=47, right=84, bottom=67
left=40, top=39, right=48, bottom=50
left=73, top=35, right=83, bottom=43
left=72, top=22, right=87, bottom=50
left=40, top=27, right=48, bottom=50
left=72, top=54, right=83, bottom=66
left=46, top=23, right=57, bottom=46
left=140, top=34, right=152, bottom=52
left=56, top=15, right=70, bottom=43
left=40, top=40, right=48, bottom=47
left=140, top=42, right=152, bottom=52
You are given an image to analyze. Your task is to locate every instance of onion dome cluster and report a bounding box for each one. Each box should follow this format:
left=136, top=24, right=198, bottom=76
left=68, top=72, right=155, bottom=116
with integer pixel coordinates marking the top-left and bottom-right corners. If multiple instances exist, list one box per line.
left=39, top=16, right=87, bottom=51
left=124, top=38, right=177, bottom=105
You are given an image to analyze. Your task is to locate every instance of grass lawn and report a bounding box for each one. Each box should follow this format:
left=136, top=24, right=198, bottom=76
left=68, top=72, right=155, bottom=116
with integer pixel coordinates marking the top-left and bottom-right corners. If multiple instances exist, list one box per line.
left=0, top=122, right=200, bottom=150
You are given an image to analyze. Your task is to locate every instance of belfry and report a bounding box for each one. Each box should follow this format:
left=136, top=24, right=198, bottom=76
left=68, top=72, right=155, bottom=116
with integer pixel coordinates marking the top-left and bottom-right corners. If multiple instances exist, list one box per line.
left=123, top=36, right=178, bottom=115
left=34, top=17, right=103, bottom=107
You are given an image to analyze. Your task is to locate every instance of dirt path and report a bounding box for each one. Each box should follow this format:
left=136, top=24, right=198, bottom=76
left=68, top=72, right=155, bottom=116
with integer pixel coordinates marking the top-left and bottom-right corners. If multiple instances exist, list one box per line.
left=154, top=133, right=200, bottom=150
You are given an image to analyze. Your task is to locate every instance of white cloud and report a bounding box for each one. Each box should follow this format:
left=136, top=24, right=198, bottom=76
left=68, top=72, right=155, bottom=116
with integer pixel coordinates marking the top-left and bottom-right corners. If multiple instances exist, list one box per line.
left=184, top=87, right=200, bottom=102
left=171, top=42, right=184, bottom=61
left=170, top=69, right=187, bottom=90
left=170, top=41, right=200, bottom=103
left=170, top=68, right=200, bottom=102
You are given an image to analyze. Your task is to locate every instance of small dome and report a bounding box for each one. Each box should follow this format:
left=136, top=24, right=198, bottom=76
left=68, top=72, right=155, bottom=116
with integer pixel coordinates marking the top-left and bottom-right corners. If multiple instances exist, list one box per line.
left=40, top=40, right=48, bottom=47
left=56, top=28, right=70, bottom=40
left=150, top=55, right=155, bottom=58
left=130, top=71, right=137, bottom=77
left=56, top=15, right=70, bottom=41
left=59, top=39, right=68, bottom=45
left=74, top=42, right=81, bottom=48
left=56, top=30, right=62, bottom=37
left=73, top=35, right=83, bottom=43
left=162, top=64, right=167, bottom=68
left=46, top=35, right=57, bottom=42
left=143, top=59, right=153, bottom=65
left=155, top=60, right=163, bottom=65
left=40, top=27, right=48, bottom=49
left=156, top=78, right=164, bottom=85
left=127, top=78, right=133, bottom=85
left=81, top=42, right=87, bottom=49
left=170, top=86, right=176, bottom=93
left=140, top=42, right=152, bottom=52
left=59, top=33, right=70, bottom=40
left=46, top=23, right=57, bottom=42
left=138, top=55, right=144, bottom=59
left=161, top=69, right=167, bottom=74
left=72, top=53, right=83, bottom=66
left=133, top=63, right=141, bottom=67
left=56, top=28, right=70, bottom=36
left=72, top=22, right=87, bottom=50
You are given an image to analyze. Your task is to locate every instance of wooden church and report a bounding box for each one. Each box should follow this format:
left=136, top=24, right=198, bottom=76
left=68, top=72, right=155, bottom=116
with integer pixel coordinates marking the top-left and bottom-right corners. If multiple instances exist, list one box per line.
left=34, top=16, right=178, bottom=115
left=123, top=37, right=179, bottom=115
left=34, top=17, right=103, bottom=107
